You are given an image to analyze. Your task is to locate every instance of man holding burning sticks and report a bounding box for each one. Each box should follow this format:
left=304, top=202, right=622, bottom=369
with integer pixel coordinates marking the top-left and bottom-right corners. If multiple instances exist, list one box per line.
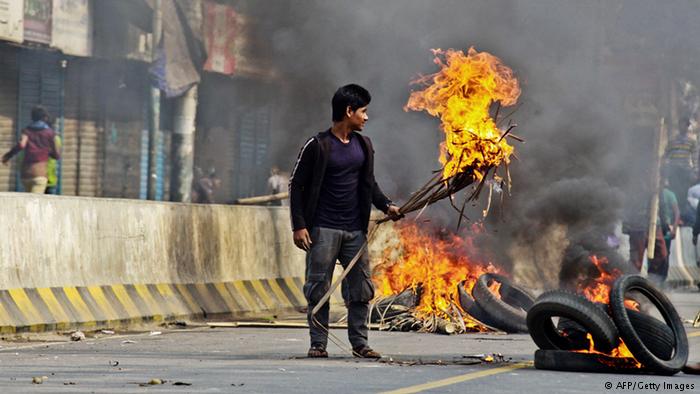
left=289, top=84, right=402, bottom=358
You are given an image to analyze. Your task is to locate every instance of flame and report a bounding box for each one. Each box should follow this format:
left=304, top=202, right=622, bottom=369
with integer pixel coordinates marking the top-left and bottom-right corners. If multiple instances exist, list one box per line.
left=572, top=255, right=643, bottom=368
left=575, top=333, right=643, bottom=369
left=373, top=222, right=498, bottom=327
left=578, top=255, right=639, bottom=311
left=405, top=47, right=521, bottom=180
left=579, top=256, right=620, bottom=304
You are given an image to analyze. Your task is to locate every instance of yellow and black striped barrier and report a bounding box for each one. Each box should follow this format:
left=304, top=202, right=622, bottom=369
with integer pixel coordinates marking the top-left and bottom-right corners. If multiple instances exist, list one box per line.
left=0, top=277, right=342, bottom=333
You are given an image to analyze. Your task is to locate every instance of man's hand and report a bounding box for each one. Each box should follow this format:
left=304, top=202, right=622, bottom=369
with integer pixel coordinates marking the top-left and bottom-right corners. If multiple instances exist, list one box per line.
left=387, top=205, right=404, bottom=221
left=693, top=234, right=698, bottom=245
left=293, top=228, right=312, bottom=251
left=1, top=155, right=8, bottom=165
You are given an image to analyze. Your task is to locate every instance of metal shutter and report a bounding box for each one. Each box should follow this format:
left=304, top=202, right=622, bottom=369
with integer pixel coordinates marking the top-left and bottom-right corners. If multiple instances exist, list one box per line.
left=0, top=45, right=18, bottom=191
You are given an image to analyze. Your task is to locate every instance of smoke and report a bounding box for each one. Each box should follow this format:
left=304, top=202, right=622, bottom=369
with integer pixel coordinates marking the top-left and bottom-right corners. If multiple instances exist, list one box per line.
left=244, top=0, right=700, bottom=287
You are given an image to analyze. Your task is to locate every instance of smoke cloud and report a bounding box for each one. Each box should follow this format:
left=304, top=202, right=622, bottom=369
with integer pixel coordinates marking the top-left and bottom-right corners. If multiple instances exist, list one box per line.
left=244, top=0, right=700, bottom=287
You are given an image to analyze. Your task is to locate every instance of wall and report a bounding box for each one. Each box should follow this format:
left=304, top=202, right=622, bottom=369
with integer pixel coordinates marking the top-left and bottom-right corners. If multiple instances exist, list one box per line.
left=0, top=192, right=307, bottom=290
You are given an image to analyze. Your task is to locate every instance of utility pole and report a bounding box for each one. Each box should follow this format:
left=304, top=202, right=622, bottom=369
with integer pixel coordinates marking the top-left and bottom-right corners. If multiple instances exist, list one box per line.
left=147, top=0, right=162, bottom=200
left=170, top=84, right=198, bottom=202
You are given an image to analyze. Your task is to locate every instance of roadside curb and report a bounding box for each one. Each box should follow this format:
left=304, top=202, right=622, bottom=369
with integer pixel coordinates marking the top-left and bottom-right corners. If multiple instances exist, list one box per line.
left=0, top=277, right=340, bottom=333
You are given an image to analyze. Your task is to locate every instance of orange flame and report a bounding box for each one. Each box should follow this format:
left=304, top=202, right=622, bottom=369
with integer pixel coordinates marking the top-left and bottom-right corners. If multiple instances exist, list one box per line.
left=575, top=333, right=643, bottom=369
left=405, top=47, right=521, bottom=180
left=573, top=255, right=643, bottom=367
left=373, top=223, right=498, bottom=327
left=578, top=255, right=639, bottom=311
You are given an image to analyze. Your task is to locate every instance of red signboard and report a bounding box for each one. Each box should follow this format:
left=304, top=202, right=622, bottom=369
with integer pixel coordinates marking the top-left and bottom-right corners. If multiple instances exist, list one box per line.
left=203, top=1, right=237, bottom=75
left=24, top=0, right=52, bottom=44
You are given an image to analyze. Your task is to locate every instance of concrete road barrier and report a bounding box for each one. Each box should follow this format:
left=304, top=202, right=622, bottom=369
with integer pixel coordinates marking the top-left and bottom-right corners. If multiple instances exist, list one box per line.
left=0, top=193, right=361, bottom=332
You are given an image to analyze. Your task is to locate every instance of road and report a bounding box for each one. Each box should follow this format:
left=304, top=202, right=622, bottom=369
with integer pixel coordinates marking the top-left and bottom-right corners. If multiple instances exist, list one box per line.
left=0, top=292, right=697, bottom=393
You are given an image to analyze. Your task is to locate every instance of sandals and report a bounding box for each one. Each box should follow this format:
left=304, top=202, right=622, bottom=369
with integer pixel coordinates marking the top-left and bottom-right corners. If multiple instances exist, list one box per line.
left=352, top=346, right=381, bottom=359
left=307, top=345, right=328, bottom=358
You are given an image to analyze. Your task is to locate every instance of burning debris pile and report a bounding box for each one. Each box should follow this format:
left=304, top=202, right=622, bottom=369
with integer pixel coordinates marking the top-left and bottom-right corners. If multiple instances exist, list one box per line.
left=528, top=259, right=689, bottom=375
left=365, top=48, right=530, bottom=334
left=371, top=223, right=534, bottom=334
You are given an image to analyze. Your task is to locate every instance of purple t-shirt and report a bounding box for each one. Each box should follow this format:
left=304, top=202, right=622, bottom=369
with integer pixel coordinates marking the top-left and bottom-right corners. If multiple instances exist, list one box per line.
left=314, top=133, right=365, bottom=231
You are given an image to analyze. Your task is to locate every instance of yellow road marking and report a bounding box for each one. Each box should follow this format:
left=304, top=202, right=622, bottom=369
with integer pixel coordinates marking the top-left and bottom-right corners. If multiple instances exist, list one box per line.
left=194, top=283, right=221, bottom=311
left=233, top=281, right=260, bottom=311
left=224, top=282, right=253, bottom=310
left=7, top=288, right=43, bottom=324
left=379, top=362, right=531, bottom=394
left=155, top=284, right=188, bottom=315
left=110, top=285, right=141, bottom=318
left=689, top=330, right=700, bottom=338
left=250, top=280, right=276, bottom=309
left=0, top=301, right=16, bottom=327
left=133, top=284, right=164, bottom=319
left=36, top=288, right=71, bottom=324
left=284, top=277, right=306, bottom=305
left=86, top=286, right=120, bottom=321
left=266, top=279, right=294, bottom=306
left=62, top=287, right=95, bottom=323
left=173, top=284, right=200, bottom=313
left=213, top=283, right=241, bottom=312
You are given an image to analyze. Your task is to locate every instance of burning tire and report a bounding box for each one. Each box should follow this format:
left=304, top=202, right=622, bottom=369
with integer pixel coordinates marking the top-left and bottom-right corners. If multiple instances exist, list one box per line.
left=609, top=275, right=688, bottom=375
left=471, top=273, right=534, bottom=333
left=457, top=281, right=500, bottom=329
left=556, top=307, right=674, bottom=359
left=534, top=349, right=645, bottom=373
left=527, top=290, right=619, bottom=353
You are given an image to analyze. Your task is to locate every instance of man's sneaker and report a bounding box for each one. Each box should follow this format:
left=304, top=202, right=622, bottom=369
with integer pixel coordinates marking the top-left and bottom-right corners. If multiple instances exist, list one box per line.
left=307, top=345, right=328, bottom=358
left=352, top=346, right=381, bottom=358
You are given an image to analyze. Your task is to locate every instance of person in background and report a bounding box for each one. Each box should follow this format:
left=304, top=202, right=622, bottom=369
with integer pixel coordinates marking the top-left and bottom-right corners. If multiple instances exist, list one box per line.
left=44, top=134, right=62, bottom=194
left=192, top=167, right=221, bottom=204
left=267, top=165, right=289, bottom=206
left=1, top=105, right=60, bottom=193
left=665, top=116, right=697, bottom=206
left=651, top=178, right=680, bottom=286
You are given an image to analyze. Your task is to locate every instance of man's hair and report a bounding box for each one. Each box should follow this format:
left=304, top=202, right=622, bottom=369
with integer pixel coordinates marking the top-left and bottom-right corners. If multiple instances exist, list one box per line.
left=331, top=84, right=371, bottom=122
left=31, top=105, right=50, bottom=122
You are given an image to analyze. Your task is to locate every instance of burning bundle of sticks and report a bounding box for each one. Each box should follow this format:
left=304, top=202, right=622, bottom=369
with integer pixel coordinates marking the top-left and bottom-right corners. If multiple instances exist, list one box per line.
left=379, top=47, right=522, bottom=227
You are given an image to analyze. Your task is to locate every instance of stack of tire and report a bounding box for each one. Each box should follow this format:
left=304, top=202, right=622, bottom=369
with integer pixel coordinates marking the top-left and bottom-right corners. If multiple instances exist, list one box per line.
left=527, top=275, right=689, bottom=375
left=458, top=273, right=535, bottom=333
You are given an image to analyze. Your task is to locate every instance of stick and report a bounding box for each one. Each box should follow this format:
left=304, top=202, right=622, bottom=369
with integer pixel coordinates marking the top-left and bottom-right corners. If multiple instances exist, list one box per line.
left=235, top=192, right=288, bottom=205
left=647, top=118, right=667, bottom=259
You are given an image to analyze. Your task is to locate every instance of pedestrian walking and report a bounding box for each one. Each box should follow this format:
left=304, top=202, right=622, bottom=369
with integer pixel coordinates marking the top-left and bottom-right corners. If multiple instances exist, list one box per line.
left=1, top=106, right=60, bottom=194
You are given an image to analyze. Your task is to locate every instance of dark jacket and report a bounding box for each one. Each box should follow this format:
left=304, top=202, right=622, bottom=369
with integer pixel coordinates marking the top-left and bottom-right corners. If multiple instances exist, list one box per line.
left=289, top=129, right=392, bottom=233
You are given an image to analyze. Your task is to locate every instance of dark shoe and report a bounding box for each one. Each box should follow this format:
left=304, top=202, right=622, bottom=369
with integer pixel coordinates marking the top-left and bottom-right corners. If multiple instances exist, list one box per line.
left=307, top=344, right=328, bottom=358
left=352, top=346, right=381, bottom=358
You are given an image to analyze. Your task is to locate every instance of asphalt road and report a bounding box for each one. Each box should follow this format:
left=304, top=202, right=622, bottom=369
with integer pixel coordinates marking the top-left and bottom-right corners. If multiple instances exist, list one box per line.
left=0, top=292, right=697, bottom=393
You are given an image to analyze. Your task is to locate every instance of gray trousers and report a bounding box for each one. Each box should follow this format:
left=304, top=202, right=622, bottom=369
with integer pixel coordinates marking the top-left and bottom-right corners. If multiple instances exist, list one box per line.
left=303, top=227, right=375, bottom=349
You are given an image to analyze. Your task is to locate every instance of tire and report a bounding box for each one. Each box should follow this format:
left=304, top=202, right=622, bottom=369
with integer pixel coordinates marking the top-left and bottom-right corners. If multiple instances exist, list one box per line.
left=527, top=290, right=619, bottom=353
left=609, top=275, right=689, bottom=375
left=554, top=306, right=675, bottom=359
left=627, top=309, right=674, bottom=361
left=471, top=273, right=532, bottom=333
left=457, top=281, right=500, bottom=329
left=535, top=349, right=647, bottom=374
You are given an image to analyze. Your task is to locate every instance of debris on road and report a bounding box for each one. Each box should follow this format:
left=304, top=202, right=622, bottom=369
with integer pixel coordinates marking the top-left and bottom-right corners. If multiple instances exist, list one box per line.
left=108, top=360, right=119, bottom=367
left=121, top=340, right=136, bottom=344
left=70, top=331, right=86, bottom=341
left=63, top=381, right=76, bottom=385
left=149, top=331, right=162, bottom=336
left=100, top=330, right=115, bottom=335
left=173, top=381, right=192, bottom=386
left=32, top=376, right=48, bottom=384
